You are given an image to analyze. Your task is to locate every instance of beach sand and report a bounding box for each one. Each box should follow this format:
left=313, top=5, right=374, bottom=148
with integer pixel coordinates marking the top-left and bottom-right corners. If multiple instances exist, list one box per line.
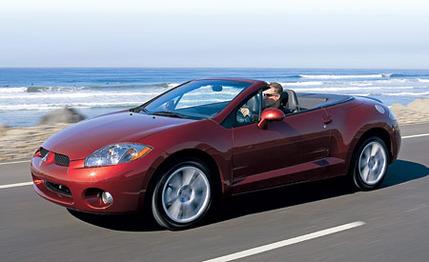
left=1, top=99, right=429, bottom=162
left=0, top=124, right=70, bottom=161
left=390, top=99, right=429, bottom=125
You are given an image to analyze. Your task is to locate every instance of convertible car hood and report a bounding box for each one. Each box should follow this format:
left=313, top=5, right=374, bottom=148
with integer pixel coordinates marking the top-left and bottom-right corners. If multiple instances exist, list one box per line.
left=42, top=111, right=195, bottom=160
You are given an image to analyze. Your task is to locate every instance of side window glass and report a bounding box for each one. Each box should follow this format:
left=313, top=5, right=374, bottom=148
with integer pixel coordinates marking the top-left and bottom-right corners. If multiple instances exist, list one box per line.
left=235, top=92, right=261, bottom=126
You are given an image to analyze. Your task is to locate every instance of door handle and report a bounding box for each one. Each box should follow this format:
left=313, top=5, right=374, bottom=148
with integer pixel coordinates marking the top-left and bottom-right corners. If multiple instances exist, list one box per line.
left=323, top=118, right=332, bottom=124
left=322, top=115, right=332, bottom=124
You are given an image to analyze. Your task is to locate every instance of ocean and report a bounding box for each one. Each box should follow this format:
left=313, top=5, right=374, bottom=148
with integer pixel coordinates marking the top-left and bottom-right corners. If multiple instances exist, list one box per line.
left=1, top=68, right=429, bottom=127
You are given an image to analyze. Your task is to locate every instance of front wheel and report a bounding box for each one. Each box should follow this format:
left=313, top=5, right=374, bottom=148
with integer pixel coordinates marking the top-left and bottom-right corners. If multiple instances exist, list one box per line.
left=352, top=137, right=389, bottom=190
left=151, top=160, right=212, bottom=230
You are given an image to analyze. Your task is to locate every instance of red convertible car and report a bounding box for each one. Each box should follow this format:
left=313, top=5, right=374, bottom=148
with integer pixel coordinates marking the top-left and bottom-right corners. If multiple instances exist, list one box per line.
left=31, top=78, right=401, bottom=229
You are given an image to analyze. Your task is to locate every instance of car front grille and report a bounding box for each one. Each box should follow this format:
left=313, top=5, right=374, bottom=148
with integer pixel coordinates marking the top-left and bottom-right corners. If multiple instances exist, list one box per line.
left=39, top=147, right=70, bottom=167
left=54, top=153, right=70, bottom=167
left=40, top=147, right=49, bottom=158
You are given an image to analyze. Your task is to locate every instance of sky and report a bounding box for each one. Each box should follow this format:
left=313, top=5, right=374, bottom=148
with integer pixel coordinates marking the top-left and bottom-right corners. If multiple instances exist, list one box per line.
left=0, top=0, right=428, bottom=68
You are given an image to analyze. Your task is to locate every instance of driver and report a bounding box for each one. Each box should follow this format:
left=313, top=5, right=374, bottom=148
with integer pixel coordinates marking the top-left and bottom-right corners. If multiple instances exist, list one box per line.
left=238, top=82, right=283, bottom=123
left=263, top=82, right=283, bottom=109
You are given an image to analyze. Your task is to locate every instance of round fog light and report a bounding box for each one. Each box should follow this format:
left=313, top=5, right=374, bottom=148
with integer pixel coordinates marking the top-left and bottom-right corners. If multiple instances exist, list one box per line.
left=101, top=191, right=113, bottom=205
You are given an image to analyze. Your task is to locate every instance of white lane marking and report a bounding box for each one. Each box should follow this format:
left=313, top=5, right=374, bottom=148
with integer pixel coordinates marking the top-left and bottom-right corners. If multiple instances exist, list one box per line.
left=402, top=133, right=429, bottom=139
left=202, top=221, right=366, bottom=262
left=0, top=182, right=33, bottom=189
left=0, top=160, right=29, bottom=166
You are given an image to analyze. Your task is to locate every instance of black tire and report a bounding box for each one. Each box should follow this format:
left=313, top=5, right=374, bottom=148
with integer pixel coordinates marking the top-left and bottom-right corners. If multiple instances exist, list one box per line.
left=150, top=158, right=214, bottom=230
left=351, top=136, right=389, bottom=191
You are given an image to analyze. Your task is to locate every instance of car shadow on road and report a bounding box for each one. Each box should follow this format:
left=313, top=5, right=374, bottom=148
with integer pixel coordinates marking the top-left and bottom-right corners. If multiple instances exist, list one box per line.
left=381, top=159, right=428, bottom=187
left=69, top=159, right=428, bottom=232
left=210, top=159, right=429, bottom=224
left=67, top=208, right=161, bottom=232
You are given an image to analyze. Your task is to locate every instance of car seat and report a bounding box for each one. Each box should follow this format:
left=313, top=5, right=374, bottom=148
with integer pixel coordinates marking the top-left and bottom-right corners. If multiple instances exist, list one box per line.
left=281, top=90, right=299, bottom=113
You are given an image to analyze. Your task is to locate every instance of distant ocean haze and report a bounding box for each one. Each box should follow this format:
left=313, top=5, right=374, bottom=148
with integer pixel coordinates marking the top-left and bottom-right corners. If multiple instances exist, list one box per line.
left=1, top=68, right=429, bottom=127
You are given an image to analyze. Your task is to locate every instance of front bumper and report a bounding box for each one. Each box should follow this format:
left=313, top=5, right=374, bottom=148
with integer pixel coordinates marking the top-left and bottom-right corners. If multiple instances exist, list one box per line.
left=31, top=155, right=152, bottom=214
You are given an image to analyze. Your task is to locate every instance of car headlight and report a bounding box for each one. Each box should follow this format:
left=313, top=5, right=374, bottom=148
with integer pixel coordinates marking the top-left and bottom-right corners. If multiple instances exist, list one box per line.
left=84, top=143, right=152, bottom=167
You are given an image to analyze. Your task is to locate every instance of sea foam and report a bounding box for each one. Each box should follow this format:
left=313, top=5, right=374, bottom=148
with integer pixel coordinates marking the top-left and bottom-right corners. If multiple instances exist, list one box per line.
left=299, top=74, right=389, bottom=80
left=281, top=81, right=323, bottom=87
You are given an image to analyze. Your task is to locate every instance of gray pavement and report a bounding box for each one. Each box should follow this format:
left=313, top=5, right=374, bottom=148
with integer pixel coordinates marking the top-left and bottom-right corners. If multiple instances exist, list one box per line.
left=0, top=124, right=429, bottom=262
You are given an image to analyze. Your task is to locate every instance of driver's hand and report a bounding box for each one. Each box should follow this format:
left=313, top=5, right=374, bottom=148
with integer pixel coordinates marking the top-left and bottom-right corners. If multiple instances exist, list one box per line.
left=240, top=107, right=250, bottom=117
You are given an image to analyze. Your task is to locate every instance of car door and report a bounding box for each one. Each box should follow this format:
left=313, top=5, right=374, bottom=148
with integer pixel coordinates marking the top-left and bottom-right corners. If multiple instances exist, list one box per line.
left=229, top=92, right=331, bottom=193
left=288, top=109, right=331, bottom=159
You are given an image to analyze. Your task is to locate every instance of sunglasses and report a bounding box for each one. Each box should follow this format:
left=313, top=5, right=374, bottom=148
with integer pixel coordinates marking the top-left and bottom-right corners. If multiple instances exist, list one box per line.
left=263, top=93, right=278, bottom=98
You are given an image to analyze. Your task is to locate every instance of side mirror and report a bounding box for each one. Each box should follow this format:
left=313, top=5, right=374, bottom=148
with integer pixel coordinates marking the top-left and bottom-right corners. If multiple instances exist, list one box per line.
left=257, top=108, right=285, bottom=129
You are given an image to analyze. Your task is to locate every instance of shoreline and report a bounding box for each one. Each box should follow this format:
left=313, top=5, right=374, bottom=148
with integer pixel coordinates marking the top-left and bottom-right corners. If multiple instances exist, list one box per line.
left=1, top=99, right=429, bottom=162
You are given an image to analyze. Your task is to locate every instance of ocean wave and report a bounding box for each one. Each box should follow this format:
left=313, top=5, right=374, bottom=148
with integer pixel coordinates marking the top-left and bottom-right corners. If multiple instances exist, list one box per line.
left=0, top=87, right=28, bottom=93
left=350, top=93, right=371, bottom=96
left=350, top=82, right=373, bottom=87
left=372, top=86, right=414, bottom=89
left=298, top=74, right=390, bottom=80
left=0, top=91, right=163, bottom=100
left=293, top=86, right=421, bottom=95
left=348, top=79, right=409, bottom=86
left=0, top=98, right=232, bottom=111
left=381, top=91, right=429, bottom=96
left=418, top=79, right=429, bottom=83
left=293, top=86, right=384, bottom=92
left=26, top=86, right=87, bottom=93
left=0, top=102, right=144, bottom=111
left=377, top=79, right=413, bottom=85
left=390, top=73, right=429, bottom=78
left=0, top=82, right=179, bottom=94
left=280, top=81, right=323, bottom=87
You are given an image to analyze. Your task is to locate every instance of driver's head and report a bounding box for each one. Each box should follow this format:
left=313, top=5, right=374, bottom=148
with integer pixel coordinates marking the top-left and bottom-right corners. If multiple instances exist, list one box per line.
left=263, top=82, right=283, bottom=108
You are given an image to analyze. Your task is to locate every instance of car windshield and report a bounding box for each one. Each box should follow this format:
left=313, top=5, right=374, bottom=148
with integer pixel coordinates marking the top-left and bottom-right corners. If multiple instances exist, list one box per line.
left=140, top=80, right=252, bottom=119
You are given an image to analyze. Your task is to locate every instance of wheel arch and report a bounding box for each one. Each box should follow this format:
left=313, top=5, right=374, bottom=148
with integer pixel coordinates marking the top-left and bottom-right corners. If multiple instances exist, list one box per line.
left=145, top=148, right=224, bottom=204
left=361, top=128, right=391, bottom=159
left=348, top=127, right=393, bottom=173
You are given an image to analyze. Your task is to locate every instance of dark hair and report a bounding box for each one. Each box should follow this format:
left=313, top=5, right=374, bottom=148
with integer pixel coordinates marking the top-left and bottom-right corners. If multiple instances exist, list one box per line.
left=269, top=82, right=283, bottom=95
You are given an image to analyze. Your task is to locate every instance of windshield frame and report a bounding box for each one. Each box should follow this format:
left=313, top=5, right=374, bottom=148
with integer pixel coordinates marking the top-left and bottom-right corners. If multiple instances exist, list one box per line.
left=132, top=79, right=254, bottom=120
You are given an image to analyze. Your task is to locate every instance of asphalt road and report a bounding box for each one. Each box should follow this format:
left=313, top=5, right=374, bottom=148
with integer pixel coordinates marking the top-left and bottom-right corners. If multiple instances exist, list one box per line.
left=1, top=123, right=429, bottom=262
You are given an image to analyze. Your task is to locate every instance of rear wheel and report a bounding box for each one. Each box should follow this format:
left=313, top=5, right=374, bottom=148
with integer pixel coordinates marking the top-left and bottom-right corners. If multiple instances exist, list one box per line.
left=151, top=159, right=212, bottom=230
left=352, top=137, right=389, bottom=190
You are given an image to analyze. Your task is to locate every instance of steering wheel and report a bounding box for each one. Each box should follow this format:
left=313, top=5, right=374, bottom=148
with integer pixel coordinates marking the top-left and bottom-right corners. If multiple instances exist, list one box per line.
left=236, top=109, right=252, bottom=124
